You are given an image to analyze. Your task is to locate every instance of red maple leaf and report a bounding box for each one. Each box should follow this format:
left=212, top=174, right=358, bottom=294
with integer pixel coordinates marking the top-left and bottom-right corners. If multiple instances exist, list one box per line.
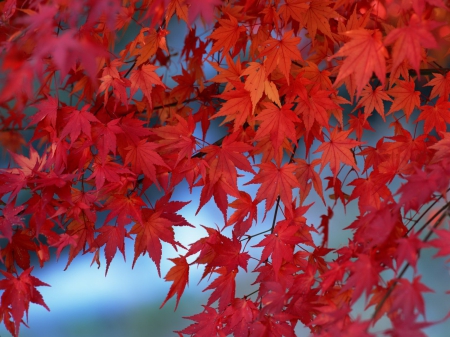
left=59, top=105, right=100, bottom=144
left=416, top=98, right=450, bottom=137
left=203, top=268, right=236, bottom=312
left=253, top=221, right=303, bottom=274
left=295, top=84, right=341, bottom=133
left=197, top=132, right=254, bottom=218
left=222, top=298, right=258, bottom=337
left=124, top=139, right=168, bottom=186
left=314, top=128, right=363, bottom=178
left=130, top=209, right=185, bottom=276
left=226, top=191, right=258, bottom=237
left=425, top=72, right=450, bottom=100
left=348, top=111, right=376, bottom=140
left=153, top=114, right=197, bottom=167
left=161, top=256, right=190, bottom=310
left=384, top=15, right=438, bottom=75
left=92, top=118, right=123, bottom=164
left=129, top=64, right=166, bottom=109
left=212, top=81, right=253, bottom=132
left=94, top=225, right=131, bottom=275
left=0, top=267, right=50, bottom=337
left=254, top=102, right=299, bottom=152
left=208, top=15, right=247, bottom=57
left=391, top=276, right=433, bottom=321
left=355, top=84, right=392, bottom=121
left=387, top=80, right=421, bottom=121
left=29, top=95, right=58, bottom=128
left=245, top=162, right=301, bottom=218
left=330, top=29, right=388, bottom=97
left=209, top=234, right=250, bottom=273
left=0, top=202, right=25, bottom=242
left=342, top=254, right=382, bottom=304
left=176, top=306, right=222, bottom=336
left=294, top=158, right=324, bottom=204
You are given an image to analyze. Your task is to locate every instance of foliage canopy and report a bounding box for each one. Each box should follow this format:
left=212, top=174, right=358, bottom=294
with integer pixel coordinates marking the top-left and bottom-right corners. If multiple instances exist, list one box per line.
left=0, top=0, right=450, bottom=336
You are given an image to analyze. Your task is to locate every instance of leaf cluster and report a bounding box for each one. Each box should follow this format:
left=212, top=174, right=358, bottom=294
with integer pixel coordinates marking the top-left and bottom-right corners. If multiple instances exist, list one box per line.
left=0, top=0, right=450, bottom=336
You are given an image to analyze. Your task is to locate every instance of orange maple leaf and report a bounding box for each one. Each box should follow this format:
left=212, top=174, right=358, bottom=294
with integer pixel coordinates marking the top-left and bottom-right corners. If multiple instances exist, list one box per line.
left=242, top=62, right=267, bottom=113
left=294, top=158, right=324, bottom=204
left=295, top=84, right=341, bottom=133
left=259, top=30, right=303, bottom=84
left=208, top=54, right=243, bottom=93
left=302, top=0, right=340, bottom=41
left=166, top=0, right=189, bottom=23
left=208, top=15, right=247, bottom=57
left=212, top=81, right=253, bottom=132
left=279, top=0, right=308, bottom=23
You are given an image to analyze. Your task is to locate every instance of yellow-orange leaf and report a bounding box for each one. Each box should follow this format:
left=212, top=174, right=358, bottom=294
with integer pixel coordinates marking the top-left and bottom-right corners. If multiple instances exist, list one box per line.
left=242, top=62, right=266, bottom=113
left=208, top=15, right=247, bottom=57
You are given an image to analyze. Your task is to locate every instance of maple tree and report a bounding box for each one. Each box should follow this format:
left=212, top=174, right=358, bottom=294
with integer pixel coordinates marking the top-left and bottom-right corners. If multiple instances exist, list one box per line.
left=0, top=0, right=450, bottom=336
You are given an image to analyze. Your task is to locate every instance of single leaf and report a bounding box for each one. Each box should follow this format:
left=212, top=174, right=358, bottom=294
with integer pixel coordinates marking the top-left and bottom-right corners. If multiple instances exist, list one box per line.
left=130, top=209, right=184, bottom=276
left=0, top=202, right=25, bottom=242
left=129, top=64, right=166, bottom=108
left=387, top=80, right=421, bottom=121
left=203, top=268, right=236, bottom=312
left=60, top=105, right=100, bottom=144
left=330, top=29, right=388, bottom=98
left=245, top=162, right=301, bottom=218
left=254, top=102, right=299, bottom=152
left=212, top=81, right=253, bottom=132
left=259, top=30, right=303, bottom=84
left=208, top=15, right=247, bottom=57
left=29, top=95, right=58, bottom=128
left=384, top=15, right=438, bottom=75
left=253, top=221, right=303, bottom=274
left=0, top=267, right=50, bottom=337
left=242, top=62, right=267, bottom=113
left=355, top=84, right=392, bottom=121
left=424, top=72, right=450, bottom=100
left=416, top=98, right=450, bottom=137
left=161, top=256, right=189, bottom=310
left=176, top=306, right=221, bottom=336
left=124, top=139, right=168, bottom=186
left=302, top=0, right=340, bottom=41
left=314, top=128, right=363, bottom=178
left=222, top=298, right=258, bottom=337
left=94, top=225, right=131, bottom=275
